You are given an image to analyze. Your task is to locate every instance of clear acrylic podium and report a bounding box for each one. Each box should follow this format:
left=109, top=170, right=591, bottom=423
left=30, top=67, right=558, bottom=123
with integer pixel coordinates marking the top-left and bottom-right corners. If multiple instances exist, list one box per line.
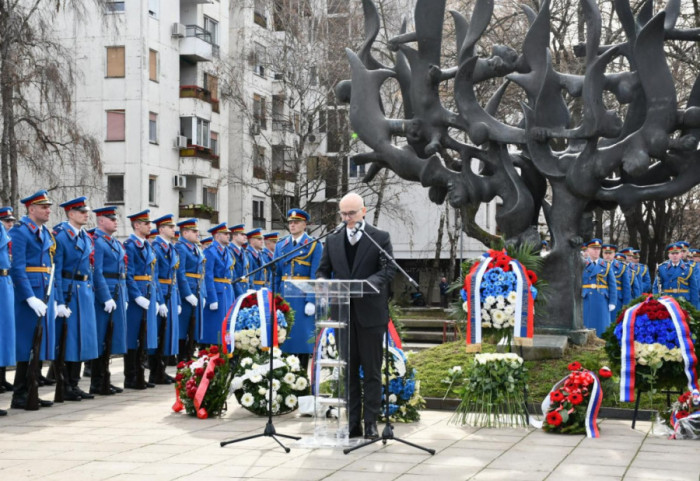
left=283, top=279, right=378, bottom=448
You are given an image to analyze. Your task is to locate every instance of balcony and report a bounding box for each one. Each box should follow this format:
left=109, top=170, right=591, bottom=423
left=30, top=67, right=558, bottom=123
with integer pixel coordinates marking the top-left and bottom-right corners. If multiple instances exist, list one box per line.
left=179, top=85, right=216, bottom=118
left=180, top=25, right=214, bottom=62
left=179, top=204, right=219, bottom=223
left=272, top=119, right=293, bottom=132
left=179, top=145, right=220, bottom=178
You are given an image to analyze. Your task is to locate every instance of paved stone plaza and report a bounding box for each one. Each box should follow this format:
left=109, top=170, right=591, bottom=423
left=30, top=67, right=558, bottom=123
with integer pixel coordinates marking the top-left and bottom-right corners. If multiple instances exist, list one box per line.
left=0, top=363, right=698, bottom=481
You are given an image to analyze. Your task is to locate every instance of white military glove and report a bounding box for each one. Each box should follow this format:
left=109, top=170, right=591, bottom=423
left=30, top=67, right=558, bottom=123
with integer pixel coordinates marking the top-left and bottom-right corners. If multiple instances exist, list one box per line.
left=135, top=296, right=150, bottom=310
left=157, top=303, right=169, bottom=317
left=178, top=305, right=182, bottom=315
left=209, top=302, right=219, bottom=311
left=304, top=302, right=316, bottom=316
left=104, top=299, right=117, bottom=313
left=125, top=302, right=129, bottom=310
left=608, top=304, right=616, bottom=312
left=26, top=296, right=48, bottom=317
left=202, top=298, right=206, bottom=309
left=185, top=294, right=198, bottom=307
left=56, top=304, right=72, bottom=318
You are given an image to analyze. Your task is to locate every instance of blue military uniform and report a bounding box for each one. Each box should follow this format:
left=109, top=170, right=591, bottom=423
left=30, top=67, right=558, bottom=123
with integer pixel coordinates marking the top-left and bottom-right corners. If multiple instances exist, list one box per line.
left=10, top=191, right=57, bottom=408
left=653, top=243, right=699, bottom=306
left=175, top=219, right=207, bottom=356
left=679, top=242, right=700, bottom=309
left=246, top=228, right=268, bottom=290
left=602, top=245, right=631, bottom=323
left=0, top=208, right=16, bottom=369
left=228, top=224, right=250, bottom=298
left=202, top=223, right=235, bottom=344
left=90, top=206, right=128, bottom=394
left=275, top=209, right=323, bottom=355
left=582, top=239, right=617, bottom=336
left=123, top=210, right=160, bottom=389
left=262, top=232, right=278, bottom=265
left=632, top=249, right=652, bottom=294
left=619, top=249, right=642, bottom=299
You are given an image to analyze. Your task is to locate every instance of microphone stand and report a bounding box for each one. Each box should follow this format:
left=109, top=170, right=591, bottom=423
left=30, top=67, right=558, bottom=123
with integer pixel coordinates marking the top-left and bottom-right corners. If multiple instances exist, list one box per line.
left=220, top=222, right=346, bottom=453
left=343, top=223, right=435, bottom=456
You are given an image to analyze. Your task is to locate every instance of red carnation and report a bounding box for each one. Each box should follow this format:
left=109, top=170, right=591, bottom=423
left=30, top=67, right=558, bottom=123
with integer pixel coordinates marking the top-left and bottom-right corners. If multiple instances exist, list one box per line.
left=526, top=270, right=538, bottom=284
left=676, top=410, right=690, bottom=420
left=214, top=357, right=226, bottom=367
left=209, top=346, right=219, bottom=355
left=280, top=303, right=290, bottom=314
left=598, top=367, right=613, bottom=379
left=550, top=390, right=565, bottom=403
left=195, top=367, right=204, bottom=377
left=206, top=370, right=215, bottom=380
left=175, top=373, right=183, bottom=382
left=568, top=393, right=584, bottom=405
left=568, top=361, right=582, bottom=372
left=186, top=389, right=196, bottom=399
left=679, top=392, right=691, bottom=404
left=186, top=360, right=193, bottom=366
left=546, top=411, right=563, bottom=427
left=198, top=348, right=208, bottom=357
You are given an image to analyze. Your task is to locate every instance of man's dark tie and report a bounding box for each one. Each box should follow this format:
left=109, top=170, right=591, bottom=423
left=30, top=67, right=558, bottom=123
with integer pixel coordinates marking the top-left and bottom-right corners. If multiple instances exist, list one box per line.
left=293, top=240, right=297, bottom=247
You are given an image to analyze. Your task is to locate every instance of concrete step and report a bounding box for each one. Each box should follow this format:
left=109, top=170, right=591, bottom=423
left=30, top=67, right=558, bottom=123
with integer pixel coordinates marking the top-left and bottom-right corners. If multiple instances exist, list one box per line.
left=401, top=342, right=441, bottom=352
left=398, top=318, right=451, bottom=329
left=402, top=330, right=451, bottom=342
left=400, top=307, right=448, bottom=319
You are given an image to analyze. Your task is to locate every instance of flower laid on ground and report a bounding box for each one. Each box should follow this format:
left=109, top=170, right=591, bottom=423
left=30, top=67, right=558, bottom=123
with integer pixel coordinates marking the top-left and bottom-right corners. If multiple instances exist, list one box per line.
left=603, top=295, right=700, bottom=394
left=541, top=362, right=601, bottom=435
left=668, top=390, right=700, bottom=439
left=450, top=353, right=528, bottom=428
left=233, top=293, right=294, bottom=354
left=441, top=365, right=466, bottom=400
left=231, top=347, right=309, bottom=416
left=172, top=345, right=233, bottom=419
left=379, top=352, right=425, bottom=423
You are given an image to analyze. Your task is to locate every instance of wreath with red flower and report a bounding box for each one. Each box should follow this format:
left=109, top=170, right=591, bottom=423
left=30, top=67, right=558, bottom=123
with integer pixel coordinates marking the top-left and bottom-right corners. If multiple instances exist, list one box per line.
left=542, top=362, right=599, bottom=435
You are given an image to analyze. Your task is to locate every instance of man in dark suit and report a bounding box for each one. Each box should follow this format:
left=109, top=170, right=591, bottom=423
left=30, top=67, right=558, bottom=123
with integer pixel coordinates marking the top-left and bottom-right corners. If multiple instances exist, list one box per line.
left=316, top=193, right=396, bottom=440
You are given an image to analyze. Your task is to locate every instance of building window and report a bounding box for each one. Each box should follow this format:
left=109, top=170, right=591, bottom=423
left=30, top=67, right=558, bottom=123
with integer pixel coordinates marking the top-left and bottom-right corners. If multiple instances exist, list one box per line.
left=105, top=1, right=125, bottom=13
left=349, top=158, right=365, bottom=178
left=149, top=49, right=158, bottom=82
left=204, top=73, right=218, bottom=99
left=253, top=199, right=265, bottom=228
left=148, top=176, right=157, bottom=205
left=271, top=195, right=293, bottom=228
left=106, top=175, right=124, bottom=203
left=210, top=132, right=218, bottom=154
left=253, top=146, right=266, bottom=179
left=106, top=46, right=125, bottom=78
left=203, top=16, right=219, bottom=45
left=106, top=110, right=125, bottom=141
left=196, top=118, right=210, bottom=148
left=202, top=187, right=218, bottom=209
left=254, top=0, right=267, bottom=27
left=318, top=110, right=326, bottom=133
left=148, top=0, right=158, bottom=18
left=253, top=94, right=267, bottom=130
left=149, top=112, right=158, bottom=144
left=254, top=43, right=266, bottom=77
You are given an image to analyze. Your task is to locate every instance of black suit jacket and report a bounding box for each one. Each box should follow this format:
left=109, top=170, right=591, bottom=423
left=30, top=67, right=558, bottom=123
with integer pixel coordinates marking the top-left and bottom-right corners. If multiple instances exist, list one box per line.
left=316, top=223, right=397, bottom=328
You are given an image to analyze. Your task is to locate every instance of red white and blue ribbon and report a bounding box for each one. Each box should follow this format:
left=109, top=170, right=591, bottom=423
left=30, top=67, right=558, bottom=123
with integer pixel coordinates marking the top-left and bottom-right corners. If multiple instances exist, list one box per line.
left=310, top=327, right=331, bottom=396
left=509, top=259, right=535, bottom=340
left=221, top=289, right=256, bottom=354
left=465, top=257, right=491, bottom=346
left=620, top=296, right=699, bottom=402
left=530, top=370, right=603, bottom=438
left=257, top=288, right=278, bottom=349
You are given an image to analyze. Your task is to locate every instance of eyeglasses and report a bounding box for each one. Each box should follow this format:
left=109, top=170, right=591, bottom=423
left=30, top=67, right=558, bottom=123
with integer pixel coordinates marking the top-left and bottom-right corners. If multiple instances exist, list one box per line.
left=339, top=210, right=359, bottom=217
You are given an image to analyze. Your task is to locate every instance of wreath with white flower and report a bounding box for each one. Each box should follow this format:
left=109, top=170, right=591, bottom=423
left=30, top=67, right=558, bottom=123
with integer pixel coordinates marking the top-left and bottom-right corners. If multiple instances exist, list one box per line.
left=231, top=292, right=294, bottom=354
left=232, top=348, right=310, bottom=416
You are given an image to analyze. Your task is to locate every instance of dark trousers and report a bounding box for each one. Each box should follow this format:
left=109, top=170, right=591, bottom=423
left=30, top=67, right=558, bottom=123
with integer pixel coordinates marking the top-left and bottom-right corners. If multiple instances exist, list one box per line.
left=12, top=362, right=29, bottom=401
left=346, top=319, right=385, bottom=425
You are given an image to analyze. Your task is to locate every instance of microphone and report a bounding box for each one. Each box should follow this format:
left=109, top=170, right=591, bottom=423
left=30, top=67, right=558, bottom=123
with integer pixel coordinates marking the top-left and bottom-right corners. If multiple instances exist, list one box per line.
left=333, top=220, right=347, bottom=233
left=352, top=221, right=364, bottom=236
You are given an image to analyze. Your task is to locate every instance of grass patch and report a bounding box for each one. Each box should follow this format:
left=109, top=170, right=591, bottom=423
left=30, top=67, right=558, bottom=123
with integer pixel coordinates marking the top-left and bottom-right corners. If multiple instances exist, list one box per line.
left=409, top=340, right=677, bottom=413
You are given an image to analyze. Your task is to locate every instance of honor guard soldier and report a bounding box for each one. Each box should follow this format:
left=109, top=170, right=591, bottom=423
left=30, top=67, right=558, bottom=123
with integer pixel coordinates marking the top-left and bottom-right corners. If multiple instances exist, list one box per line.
left=0, top=207, right=16, bottom=414
left=200, top=236, right=213, bottom=249
left=582, top=239, right=617, bottom=337
left=10, top=190, right=57, bottom=409
left=619, top=248, right=642, bottom=299
left=90, top=206, right=127, bottom=395
left=629, top=249, right=651, bottom=293
left=124, top=210, right=160, bottom=389
left=264, top=232, right=278, bottom=260
left=654, top=242, right=699, bottom=306
left=679, top=242, right=700, bottom=308
left=175, top=219, right=207, bottom=360
left=52, top=197, right=98, bottom=401
left=601, top=244, right=631, bottom=323
left=246, top=228, right=268, bottom=290
left=275, top=209, right=322, bottom=368
left=229, top=224, right=250, bottom=297
left=203, top=223, right=234, bottom=344
left=147, top=228, right=158, bottom=243
left=150, top=214, right=180, bottom=384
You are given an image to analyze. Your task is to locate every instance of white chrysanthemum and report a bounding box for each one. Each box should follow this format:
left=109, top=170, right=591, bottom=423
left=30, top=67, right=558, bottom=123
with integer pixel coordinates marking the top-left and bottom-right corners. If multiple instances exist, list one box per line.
left=249, top=337, right=261, bottom=347
left=508, top=317, right=515, bottom=327
left=482, top=321, right=492, bottom=328
left=240, top=392, right=255, bottom=407
left=481, top=310, right=491, bottom=321
left=276, top=393, right=283, bottom=402
left=507, top=291, right=518, bottom=304
left=272, top=379, right=281, bottom=391
left=389, top=394, right=397, bottom=403
left=328, top=333, right=335, bottom=345
left=255, top=328, right=262, bottom=336
left=286, top=354, right=300, bottom=366
left=496, top=301, right=506, bottom=310
left=491, top=310, right=506, bottom=326
left=250, top=374, right=263, bottom=384
left=230, top=377, right=244, bottom=392
left=241, top=357, right=253, bottom=367
left=504, top=305, right=514, bottom=315
left=462, top=301, right=469, bottom=313
left=240, top=336, right=250, bottom=346
left=271, top=401, right=280, bottom=413
left=283, top=372, right=296, bottom=385
left=294, top=377, right=308, bottom=391
left=258, top=387, right=268, bottom=396
left=496, top=295, right=505, bottom=303
left=251, top=363, right=260, bottom=370
left=285, top=394, right=297, bottom=408
left=485, top=296, right=496, bottom=306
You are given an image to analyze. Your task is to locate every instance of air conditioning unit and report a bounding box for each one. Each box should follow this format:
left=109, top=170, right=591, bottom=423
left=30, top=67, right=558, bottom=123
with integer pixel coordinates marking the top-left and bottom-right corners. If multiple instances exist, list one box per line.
left=250, top=121, right=260, bottom=135
left=172, top=23, right=186, bottom=38
left=174, top=135, right=188, bottom=149
left=173, top=175, right=187, bottom=189
left=308, top=133, right=317, bottom=143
